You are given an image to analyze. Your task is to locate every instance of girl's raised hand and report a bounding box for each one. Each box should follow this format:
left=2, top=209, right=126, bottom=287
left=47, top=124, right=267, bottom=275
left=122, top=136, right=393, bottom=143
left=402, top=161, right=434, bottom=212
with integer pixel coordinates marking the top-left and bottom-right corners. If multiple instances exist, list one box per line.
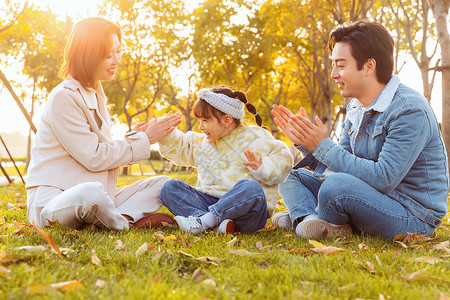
left=243, top=149, right=262, bottom=171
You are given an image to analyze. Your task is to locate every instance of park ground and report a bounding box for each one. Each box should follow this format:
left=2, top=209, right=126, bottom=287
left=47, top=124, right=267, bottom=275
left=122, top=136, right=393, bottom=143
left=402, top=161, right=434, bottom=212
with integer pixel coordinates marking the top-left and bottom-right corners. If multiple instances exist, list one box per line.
left=0, top=169, right=450, bottom=299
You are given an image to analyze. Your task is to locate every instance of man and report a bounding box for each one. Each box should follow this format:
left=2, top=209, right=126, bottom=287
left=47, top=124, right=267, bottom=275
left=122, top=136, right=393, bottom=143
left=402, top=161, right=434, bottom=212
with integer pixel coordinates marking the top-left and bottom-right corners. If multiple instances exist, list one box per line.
left=271, top=21, right=449, bottom=239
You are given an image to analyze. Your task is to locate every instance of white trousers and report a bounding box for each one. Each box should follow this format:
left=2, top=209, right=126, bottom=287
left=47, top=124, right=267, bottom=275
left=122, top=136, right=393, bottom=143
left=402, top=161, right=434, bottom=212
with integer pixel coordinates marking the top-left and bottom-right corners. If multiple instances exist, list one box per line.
left=27, top=176, right=169, bottom=230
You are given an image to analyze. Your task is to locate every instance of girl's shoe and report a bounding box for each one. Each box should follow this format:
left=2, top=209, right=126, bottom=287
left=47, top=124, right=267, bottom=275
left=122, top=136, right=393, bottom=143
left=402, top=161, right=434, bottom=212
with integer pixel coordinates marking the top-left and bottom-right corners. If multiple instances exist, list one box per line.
left=295, top=219, right=352, bottom=239
left=174, top=216, right=203, bottom=234
left=271, top=211, right=293, bottom=229
left=214, top=219, right=234, bottom=234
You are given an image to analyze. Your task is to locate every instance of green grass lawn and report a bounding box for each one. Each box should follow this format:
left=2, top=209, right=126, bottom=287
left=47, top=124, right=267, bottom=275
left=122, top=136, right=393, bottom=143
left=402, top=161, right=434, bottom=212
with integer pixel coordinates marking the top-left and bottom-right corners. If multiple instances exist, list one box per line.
left=1, top=173, right=449, bottom=299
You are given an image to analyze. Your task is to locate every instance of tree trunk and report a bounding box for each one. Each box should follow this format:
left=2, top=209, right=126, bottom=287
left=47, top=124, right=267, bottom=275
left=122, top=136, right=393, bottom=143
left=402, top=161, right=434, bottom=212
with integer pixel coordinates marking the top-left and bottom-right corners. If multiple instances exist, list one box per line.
left=430, top=0, right=450, bottom=161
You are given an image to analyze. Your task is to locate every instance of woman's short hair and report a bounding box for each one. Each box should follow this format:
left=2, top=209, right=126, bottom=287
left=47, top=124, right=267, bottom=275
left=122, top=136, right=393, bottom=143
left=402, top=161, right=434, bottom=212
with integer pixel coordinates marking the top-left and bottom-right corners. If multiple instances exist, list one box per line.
left=59, top=17, right=121, bottom=91
left=327, top=21, right=394, bottom=84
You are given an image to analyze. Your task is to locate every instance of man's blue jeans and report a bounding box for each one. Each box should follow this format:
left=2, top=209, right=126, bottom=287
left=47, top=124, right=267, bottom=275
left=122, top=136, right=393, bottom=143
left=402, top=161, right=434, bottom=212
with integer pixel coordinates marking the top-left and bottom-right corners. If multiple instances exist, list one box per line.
left=279, top=168, right=435, bottom=239
left=160, top=179, right=267, bottom=233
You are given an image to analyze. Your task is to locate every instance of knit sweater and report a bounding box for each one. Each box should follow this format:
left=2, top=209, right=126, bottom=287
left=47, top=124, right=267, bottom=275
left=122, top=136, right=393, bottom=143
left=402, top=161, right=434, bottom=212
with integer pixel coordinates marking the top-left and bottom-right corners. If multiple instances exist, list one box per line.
left=159, top=125, right=294, bottom=217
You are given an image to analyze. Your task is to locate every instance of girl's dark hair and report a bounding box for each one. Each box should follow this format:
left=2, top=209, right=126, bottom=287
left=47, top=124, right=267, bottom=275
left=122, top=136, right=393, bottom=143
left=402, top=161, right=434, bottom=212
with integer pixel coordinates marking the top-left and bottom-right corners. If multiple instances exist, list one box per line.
left=193, top=86, right=263, bottom=127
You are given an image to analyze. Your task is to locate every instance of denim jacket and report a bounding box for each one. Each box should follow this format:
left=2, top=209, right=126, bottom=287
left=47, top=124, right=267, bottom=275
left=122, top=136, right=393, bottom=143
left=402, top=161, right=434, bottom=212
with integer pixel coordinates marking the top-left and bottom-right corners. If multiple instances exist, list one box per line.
left=295, top=79, right=449, bottom=228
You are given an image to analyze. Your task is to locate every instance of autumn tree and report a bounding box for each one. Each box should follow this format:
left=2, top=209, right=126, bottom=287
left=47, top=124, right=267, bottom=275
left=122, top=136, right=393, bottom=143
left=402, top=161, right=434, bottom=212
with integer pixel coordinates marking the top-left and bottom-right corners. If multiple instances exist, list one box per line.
left=101, top=0, right=189, bottom=131
left=0, top=4, right=69, bottom=168
left=429, top=0, right=450, bottom=162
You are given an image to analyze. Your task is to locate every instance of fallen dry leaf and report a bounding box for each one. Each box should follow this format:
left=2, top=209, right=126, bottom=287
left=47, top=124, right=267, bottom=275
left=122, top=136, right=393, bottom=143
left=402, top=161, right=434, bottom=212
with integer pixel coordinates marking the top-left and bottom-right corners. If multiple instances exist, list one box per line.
left=23, top=283, right=57, bottom=295
left=358, top=242, right=368, bottom=250
left=177, top=251, right=194, bottom=258
left=226, top=236, right=238, bottom=246
left=395, top=241, right=408, bottom=249
left=45, top=219, right=60, bottom=226
left=309, top=240, right=327, bottom=248
left=433, top=241, right=450, bottom=253
left=195, top=256, right=224, bottom=266
left=255, top=241, right=273, bottom=251
left=95, top=279, right=106, bottom=288
left=200, top=279, right=216, bottom=290
left=375, top=255, right=382, bottom=265
left=401, top=272, right=442, bottom=282
left=440, top=292, right=450, bottom=300
left=115, top=240, right=125, bottom=250
left=15, top=246, right=47, bottom=253
left=135, top=242, right=148, bottom=257
left=228, top=248, right=259, bottom=256
left=50, top=280, right=83, bottom=291
left=256, top=260, right=270, bottom=269
left=406, top=256, right=441, bottom=264
left=0, top=216, right=5, bottom=225
left=192, top=268, right=203, bottom=282
left=32, top=221, right=61, bottom=256
left=14, top=227, right=33, bottom=236
left=310, top=246, right=346, bottom=254
left=91, top=249, right=101, bottom=265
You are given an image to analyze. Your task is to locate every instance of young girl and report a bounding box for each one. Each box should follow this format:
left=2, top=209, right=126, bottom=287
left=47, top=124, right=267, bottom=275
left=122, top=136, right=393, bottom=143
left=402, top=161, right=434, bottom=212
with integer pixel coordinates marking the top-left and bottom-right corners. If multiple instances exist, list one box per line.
left=159, top=87, right=293, bottom=234
left=26, top=17, right=181, bottom=230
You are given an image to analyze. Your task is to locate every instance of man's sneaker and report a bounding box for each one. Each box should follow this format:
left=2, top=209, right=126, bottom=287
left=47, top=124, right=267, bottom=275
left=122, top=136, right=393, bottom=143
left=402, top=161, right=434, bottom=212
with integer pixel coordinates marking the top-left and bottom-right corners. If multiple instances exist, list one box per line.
left=295, top=218, right=352, bottom=239
left=214, top=219, right=234, bottom=234
left=271, top=211, right=293, bottom=229
left=174, top=216, right=204, bottom=235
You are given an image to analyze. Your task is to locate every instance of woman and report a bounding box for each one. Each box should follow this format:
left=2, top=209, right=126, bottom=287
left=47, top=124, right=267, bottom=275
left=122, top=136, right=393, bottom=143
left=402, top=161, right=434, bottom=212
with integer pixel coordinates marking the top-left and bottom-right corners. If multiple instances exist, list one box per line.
left=26, top=17, right=182, bottom=230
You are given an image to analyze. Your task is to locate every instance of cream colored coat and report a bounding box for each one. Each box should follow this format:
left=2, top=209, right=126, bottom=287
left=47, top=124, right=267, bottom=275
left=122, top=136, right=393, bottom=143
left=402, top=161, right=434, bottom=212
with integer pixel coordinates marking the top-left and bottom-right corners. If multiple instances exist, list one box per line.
left=26, top=78, right=151, bottom=202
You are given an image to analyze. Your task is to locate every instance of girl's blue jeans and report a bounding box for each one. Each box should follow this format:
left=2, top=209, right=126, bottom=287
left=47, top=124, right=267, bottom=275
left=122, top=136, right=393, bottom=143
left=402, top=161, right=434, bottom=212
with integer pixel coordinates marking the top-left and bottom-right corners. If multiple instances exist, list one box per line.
left=279, top=168, right=435, bottom=239
left=160, top=179, right=267, bottom=233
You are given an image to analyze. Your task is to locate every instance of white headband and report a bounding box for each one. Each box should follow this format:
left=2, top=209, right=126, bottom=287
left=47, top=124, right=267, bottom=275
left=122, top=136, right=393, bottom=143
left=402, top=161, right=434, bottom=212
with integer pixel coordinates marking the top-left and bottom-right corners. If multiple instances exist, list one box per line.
left=198, top=88, right=245, bottom=120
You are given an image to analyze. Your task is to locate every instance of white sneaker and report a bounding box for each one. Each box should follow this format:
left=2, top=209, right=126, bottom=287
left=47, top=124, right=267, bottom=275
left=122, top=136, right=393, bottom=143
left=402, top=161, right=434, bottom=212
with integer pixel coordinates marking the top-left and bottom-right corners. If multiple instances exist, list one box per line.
left=174, top=216, right=204, bottom=235
left=214, top=219, right=234, bottom=234
left=271, top=211, right=293, bottom=229
left=295, top=218, right=352, bottom=239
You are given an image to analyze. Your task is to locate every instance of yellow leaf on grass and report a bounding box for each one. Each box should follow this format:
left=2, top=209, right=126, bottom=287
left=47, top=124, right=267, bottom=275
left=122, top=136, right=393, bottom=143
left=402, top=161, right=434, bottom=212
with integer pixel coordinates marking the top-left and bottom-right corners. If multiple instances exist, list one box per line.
left=135, top=242, right=148, bottom=257
left=177, top=251, right=194, bottom=258
left=200, top=279, right=216, bottom=290
left=228, top=248, right=259, bottom=256
left=406, top=256, right=441, bottom=264
left=396, top=241, right=408, bottom=248
left=163, top=235, right=178, bottom=244
left=15, top=246, right=47, bottom=253
left=45, top=219, right=60, bottom=226
left=91, top=250, right=101, bottom=265
left=358, top=242, right=368, bottom=250
left=401, top=272, right=442, bottom=282
left=95, top=279, right=106, bottom=288
left=192, top=268, right=203, bottom=282
left=50, top=280, right=83, bottom=291
left=309, top=240, right=326, bottom=248
left=23, top=283, right=57, bottom=294
left=115, top=240, right=125, bottom=250
left=311, top=246, right=346, bottom=254
left=433, top=241, right=450, bottom=253
left=195, top=256, right=224, bottom=266
left=32, top=220, right=61, bottom=255
left=226, top=236, right=238, bottom=246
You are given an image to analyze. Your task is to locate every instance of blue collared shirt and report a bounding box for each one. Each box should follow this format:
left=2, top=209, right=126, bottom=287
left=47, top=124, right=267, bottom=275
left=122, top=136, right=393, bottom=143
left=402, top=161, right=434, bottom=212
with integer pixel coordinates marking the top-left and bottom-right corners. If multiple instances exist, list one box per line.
left=295, top=77, right=449, bottom=227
